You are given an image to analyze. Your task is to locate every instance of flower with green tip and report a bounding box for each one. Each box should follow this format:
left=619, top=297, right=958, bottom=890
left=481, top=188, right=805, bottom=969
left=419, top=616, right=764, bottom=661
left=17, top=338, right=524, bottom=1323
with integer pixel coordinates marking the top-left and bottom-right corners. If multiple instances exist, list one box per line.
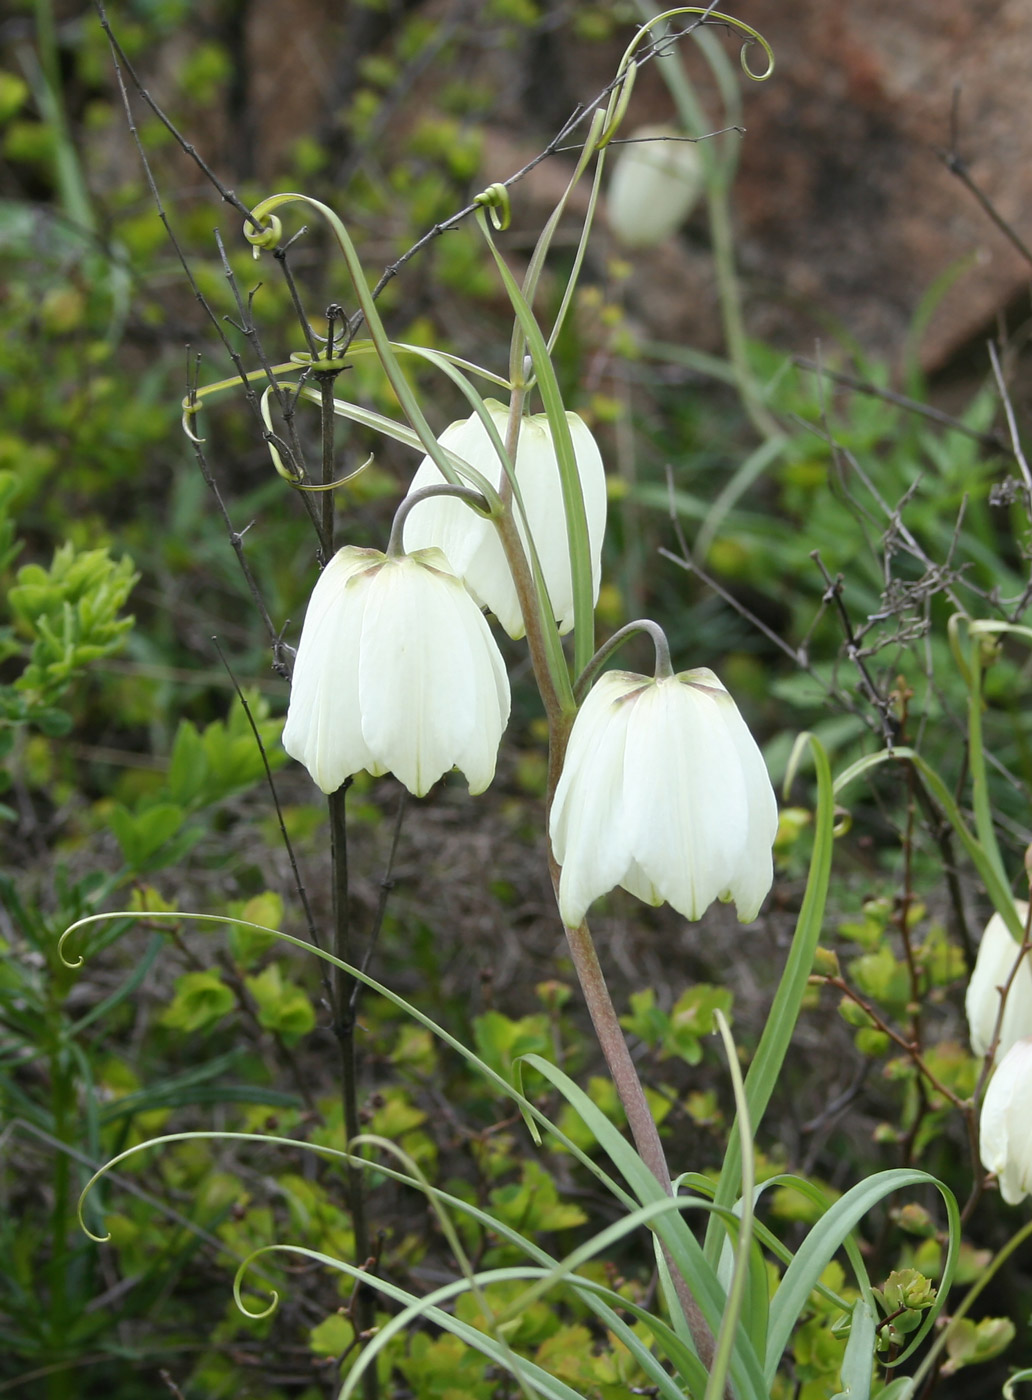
left=965, top=903, right=1032, bottom=1065
left=549, top=668, right=778, bottom=927
left=980, top=1036, right=1032, bottom=1204
left=282, top=546, right=510, bottom=797
left=401, top=399, right=606, bottom=638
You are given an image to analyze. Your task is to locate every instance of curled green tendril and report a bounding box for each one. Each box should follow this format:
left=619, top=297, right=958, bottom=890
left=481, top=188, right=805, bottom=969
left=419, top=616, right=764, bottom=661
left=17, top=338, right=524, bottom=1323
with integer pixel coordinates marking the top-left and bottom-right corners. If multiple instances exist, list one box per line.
left=181, top=397, right=204, bottom=443
left=298, top=453, right=375, bottom=492
left=613, top=9, right=774, bottom=101
left=59, top=927, right=83, bottom=968
left=258, top=383, right=373, bottom=488
left=288, top=351, right=352, bottom=373
left=242, top=212, right=283, bottom=252
left=233, top=1257, right=280, bottom=1320
left=474, top=182, right=511, bottom=231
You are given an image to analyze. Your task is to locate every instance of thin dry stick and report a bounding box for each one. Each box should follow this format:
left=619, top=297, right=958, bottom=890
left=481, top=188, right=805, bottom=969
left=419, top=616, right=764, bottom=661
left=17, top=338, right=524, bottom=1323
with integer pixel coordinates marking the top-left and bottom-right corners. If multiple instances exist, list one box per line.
left=938, top=86, right=1032, bottom=272
left=987, top=339, right=1032, bottom=502
left=210, top=637, right=322, bottom=957
left=791, top=356, right=1011, bottom=454
left=96, top=0, right=738, bottom=318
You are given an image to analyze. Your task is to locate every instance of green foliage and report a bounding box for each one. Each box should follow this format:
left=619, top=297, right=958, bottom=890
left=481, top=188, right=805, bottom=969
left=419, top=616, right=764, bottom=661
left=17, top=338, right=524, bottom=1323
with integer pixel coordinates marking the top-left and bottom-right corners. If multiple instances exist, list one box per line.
left=621, top=983, right=733, bottom=1064
left=161, top=969, right=236, bottom=1032
left=6, top=3, right=1032, bottom=1397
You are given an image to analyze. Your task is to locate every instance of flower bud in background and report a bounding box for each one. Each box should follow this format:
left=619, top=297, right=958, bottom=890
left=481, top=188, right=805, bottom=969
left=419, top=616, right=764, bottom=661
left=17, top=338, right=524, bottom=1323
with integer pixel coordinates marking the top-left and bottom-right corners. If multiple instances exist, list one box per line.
left=965, top=903, right=1032, bottom=1064
left=549, top=668, right=778, bottom=928
left=282, top=546, right=510, bottom=797
left=606, top=124, right=704, bottom=249
left=979, top=1036, right=1032, bottom=1204
left=402, top=400, right=606, bottom=638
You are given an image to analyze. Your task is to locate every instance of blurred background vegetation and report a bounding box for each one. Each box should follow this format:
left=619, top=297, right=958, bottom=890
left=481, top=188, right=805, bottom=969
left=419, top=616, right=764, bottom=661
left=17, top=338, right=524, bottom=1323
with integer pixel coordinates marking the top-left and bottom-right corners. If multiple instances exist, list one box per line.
left=3, top=1, right=1032, bottom=1396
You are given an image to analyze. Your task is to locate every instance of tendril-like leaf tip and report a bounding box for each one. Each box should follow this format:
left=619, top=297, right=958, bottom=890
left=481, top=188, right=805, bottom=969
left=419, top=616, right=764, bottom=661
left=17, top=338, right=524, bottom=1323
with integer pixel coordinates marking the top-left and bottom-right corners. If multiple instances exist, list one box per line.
left=295, top=452, right=375, bottom=493
left=237, top=1286, right=280, bottom=1321
left=180, top=400, right=206, bottom=444
left=740, top=36, right=775, bottom=82
left=58, top=927, right=83, bottom=969
left=474, top=182, right=511, bottom=231
left=242, top=212, right=283, bottom=253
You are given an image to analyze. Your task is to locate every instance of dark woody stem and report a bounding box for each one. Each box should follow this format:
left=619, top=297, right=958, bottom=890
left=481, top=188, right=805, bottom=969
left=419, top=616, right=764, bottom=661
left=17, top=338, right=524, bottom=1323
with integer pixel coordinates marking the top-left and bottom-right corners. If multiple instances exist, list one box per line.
left=385, top=483, right=490, bottom=558
left=573, top=618, right=673, bottom=702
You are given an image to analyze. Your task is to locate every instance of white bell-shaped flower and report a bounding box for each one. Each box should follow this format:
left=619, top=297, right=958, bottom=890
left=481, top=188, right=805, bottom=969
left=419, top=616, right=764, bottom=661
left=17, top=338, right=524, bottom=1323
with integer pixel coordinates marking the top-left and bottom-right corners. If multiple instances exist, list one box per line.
left=965, top=903, right=1032, bottom=1065
left=282, top=546, right=510, bottom=797
left=606, top=124, right=704, bottom=249
left=980, top=1036, right=1032, bottom=1204
left=549, top=668, right=778, bottom=928
left=401, top=400, right=606, bottom=638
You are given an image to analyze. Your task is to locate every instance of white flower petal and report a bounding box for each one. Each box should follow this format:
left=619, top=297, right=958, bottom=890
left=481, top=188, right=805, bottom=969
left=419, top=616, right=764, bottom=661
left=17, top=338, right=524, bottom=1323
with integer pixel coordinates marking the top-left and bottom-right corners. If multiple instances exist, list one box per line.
left=688, top=671, right=779, bottom=920
left=551, top=672, right=643, bottom=926
left=512, top=412, right=606, bottom=635
left=966, top=903, right=1032, bottom=1063
left=549, top=666, right=777, bottom=927
left=402, top=408, right=508, bottom=582
left=980, top=1037, right=1032, bottom=1204
left=283, top=546, right=509, bottom=797
left=402, top=401, right=606, bottom=639
left=623, top=679, right=748, bottom=919
left=282, top=548, right=380, bottom=794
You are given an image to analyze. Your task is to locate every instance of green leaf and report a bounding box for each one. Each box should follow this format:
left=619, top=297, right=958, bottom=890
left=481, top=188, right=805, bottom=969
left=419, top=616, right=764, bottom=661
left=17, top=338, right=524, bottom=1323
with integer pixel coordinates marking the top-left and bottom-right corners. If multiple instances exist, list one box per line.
left=706, top=735, right=835, bottom=1262
left=473, top=1011, right=551, bottom=1085
left=108, top=802, right=189, bottom=870
left=167, top=720, right=208, bottom=807
left=9, top=543, right=137, bottom=704
left=943, top=1316, right=1016, bottom=1375
left=161, top=970, right=235, bottom=1034
left=244, top=964, right=315, bottom=1045
left=228, top=892, right=283, bottom=970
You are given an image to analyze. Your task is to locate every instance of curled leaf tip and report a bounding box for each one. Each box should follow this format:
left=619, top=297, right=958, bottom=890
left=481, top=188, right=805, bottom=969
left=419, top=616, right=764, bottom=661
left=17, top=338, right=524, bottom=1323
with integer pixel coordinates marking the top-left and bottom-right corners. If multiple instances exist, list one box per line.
left=289, top=351, right=351, bottom=373
left=739, top=32, right=775, bottom=81
left=180, top=399, right=206, bottom=444
left=242, top=212, right=283, bottom=254
left=235, top=1284, right=280, bottom=1320
left=474, top=182, right=511, bottom=231
left=58, top=927, right=84, bottom=969
left=295, top=452, right=375, bottom=492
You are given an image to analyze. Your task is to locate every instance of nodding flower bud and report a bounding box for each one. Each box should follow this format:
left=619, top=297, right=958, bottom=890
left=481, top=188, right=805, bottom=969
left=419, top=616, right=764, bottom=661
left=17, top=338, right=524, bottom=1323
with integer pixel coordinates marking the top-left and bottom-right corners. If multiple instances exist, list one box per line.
left=606, top=125, right=704, bottom=249
left=402, top=401, right=606, bottom=639
left=965, top=904, right=1032, bottom=1066
left=980, top=1036, right=1032, bottom=1204
left=282, top=546, right=510, bottom=797
left=549, top=668, right=778, bottom=928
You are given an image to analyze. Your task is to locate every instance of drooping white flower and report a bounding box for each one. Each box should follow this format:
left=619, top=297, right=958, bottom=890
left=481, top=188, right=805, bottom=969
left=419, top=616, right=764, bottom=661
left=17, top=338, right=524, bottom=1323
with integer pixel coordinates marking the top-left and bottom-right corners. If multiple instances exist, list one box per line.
left=606, top=124, right=704, bottom=249
left=401, top=400, right=606, bottom=638
left=282, top=546, right=510, bottom=797
left=549, top=668, right=778, bottom=928
left=965, top=903, right=1032, bottom=1065
left=980, top=1036, right=1032, bottom=1204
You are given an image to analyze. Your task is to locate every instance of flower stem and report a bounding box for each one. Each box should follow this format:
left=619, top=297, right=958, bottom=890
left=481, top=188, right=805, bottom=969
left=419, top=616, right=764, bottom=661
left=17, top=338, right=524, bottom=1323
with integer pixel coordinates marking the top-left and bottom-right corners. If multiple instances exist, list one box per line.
left=573, top=618, right=672, bottom=700
left=558, top=904, right=717, bottom=1369
left=317, top=351, right=377, bottom=1400
left=385, top=483, right=489, bottom=558
left=329, top=782, right=377, bottom=1400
